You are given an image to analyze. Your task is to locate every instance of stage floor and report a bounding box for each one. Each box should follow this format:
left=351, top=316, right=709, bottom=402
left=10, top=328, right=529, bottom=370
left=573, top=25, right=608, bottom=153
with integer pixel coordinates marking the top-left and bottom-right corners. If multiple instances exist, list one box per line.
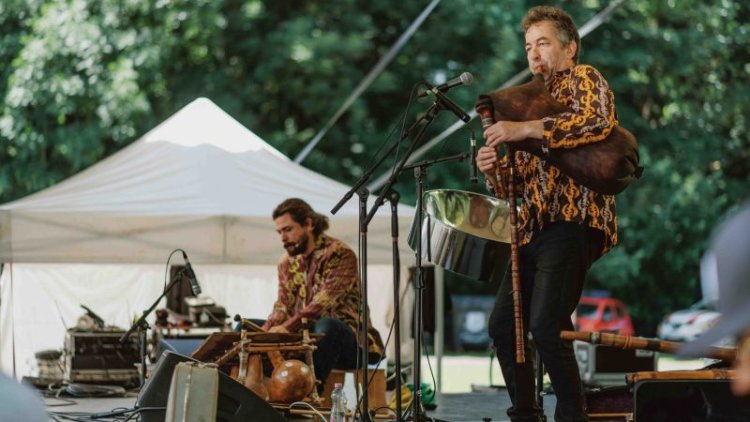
left=44, top=390, right=561, bottom=422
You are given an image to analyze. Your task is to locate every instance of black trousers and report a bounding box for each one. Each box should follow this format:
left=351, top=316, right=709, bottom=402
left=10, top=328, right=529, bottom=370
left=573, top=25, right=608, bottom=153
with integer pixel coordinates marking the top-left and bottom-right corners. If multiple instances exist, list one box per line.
left=488, top=222, right=604, bottom=422
left=239, top=317, right=359, bottom=393
left=311, top=318, right=360, bottom=392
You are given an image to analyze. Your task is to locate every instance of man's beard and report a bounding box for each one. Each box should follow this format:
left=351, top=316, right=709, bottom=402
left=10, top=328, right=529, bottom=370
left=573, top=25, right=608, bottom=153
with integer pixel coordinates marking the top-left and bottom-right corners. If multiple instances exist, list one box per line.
left=284, top=233, right=309, bottom=256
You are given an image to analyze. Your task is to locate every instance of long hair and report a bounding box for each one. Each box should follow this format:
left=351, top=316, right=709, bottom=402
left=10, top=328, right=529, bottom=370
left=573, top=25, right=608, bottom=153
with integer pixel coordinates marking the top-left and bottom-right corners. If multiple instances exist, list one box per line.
left=272, top=198, right=329, bottom=237
left=522, top=6, right=581, bottom=63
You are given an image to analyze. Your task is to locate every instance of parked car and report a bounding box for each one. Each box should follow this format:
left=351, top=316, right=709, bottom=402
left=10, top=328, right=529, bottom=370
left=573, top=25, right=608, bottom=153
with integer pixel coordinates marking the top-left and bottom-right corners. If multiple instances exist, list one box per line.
left=657, top=299, right=721, bottom=342
left=575, top=295, right=634, bottom=335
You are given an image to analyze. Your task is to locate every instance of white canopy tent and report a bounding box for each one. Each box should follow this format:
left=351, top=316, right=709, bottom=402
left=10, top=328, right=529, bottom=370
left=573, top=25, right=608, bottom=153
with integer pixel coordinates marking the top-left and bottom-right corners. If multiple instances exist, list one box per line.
left=0, top=98, right=417, bottom=377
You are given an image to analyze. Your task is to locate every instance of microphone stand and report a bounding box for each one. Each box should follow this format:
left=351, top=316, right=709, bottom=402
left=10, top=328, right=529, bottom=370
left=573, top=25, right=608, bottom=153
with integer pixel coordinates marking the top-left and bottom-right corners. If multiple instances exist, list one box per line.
left=388, top=189, right=403, bottom=422
left=120, top=269, right=186, bottom=388
left=332, top=92, right=467, bottom=422
left=356, top=186, right=372, bottom=419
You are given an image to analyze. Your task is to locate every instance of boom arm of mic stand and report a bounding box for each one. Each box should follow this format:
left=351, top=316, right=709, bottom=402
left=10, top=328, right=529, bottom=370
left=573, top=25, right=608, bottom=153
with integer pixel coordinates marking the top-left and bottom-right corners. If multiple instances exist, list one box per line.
left=331, top=139, right=402, bottom=215
left=365, top=102, right=442, bottom=225
left=401, top=152, right=470, bottom=171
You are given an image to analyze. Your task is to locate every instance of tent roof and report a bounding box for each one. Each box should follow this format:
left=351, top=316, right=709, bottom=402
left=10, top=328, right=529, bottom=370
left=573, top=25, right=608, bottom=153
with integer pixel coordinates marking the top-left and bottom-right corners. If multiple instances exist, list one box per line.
left=0, top=98, right=414, bottom=264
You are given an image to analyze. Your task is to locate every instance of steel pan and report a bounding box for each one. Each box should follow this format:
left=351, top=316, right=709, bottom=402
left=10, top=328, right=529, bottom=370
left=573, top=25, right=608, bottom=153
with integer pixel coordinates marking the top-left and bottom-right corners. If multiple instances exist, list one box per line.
left=408, top=189, right=511, bottom=282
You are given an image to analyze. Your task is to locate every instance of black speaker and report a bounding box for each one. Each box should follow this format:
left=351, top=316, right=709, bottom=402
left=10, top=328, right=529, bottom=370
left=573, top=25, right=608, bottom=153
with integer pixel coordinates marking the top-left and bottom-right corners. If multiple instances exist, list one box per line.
left=634, top=379, right=750, bottom=422
left=136, top=351, right=283, bottom=422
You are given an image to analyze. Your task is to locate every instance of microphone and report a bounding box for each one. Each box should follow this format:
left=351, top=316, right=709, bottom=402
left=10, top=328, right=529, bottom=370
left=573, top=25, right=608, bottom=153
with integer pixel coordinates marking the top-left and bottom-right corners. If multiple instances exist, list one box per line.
left=181, top=251, right=202, bottom=295
left=427, top=86, right=471, bottom=123
left=470, top=133, right=478, bottom=184
left=418, top=72, right=474, bottom=97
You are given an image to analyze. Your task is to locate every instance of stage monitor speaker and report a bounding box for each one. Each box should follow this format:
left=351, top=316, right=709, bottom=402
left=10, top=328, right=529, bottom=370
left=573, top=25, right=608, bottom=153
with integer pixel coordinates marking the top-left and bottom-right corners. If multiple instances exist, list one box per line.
left=154, top=338, right=205, bottom=361
left=634, top=379, right=750, bottom=422
left=136, top=351, right=283, bottom=422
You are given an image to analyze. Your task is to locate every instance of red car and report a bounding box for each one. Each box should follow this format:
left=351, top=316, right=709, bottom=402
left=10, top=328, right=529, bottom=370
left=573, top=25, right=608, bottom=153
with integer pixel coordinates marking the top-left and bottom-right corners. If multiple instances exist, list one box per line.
left=574, top=296, right=634, bottom=335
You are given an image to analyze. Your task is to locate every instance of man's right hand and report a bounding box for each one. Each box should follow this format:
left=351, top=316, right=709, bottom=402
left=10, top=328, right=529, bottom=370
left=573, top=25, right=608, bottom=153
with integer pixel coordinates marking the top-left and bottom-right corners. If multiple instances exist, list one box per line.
left=476, top=145, right=499, bottom=176
left=476, top=145, right=511, bottom=198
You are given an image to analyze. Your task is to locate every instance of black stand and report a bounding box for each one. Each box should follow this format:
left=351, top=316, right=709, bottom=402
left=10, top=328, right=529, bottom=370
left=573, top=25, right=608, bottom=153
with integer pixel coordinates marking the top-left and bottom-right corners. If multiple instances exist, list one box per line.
left=356, top=187, right=372, bottom=418
left=400, top=153, right=467, bottom=422
left=388, top=190, right=403, bottom=421
left=120, top=270, right=186, bottom=388
left=332, top=91, right=468, bottom=422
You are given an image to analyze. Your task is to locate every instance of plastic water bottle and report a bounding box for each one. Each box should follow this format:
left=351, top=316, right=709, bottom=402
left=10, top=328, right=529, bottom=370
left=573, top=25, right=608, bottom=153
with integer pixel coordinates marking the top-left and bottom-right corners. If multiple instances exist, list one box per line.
left=330, top=382, right=347, bottom=422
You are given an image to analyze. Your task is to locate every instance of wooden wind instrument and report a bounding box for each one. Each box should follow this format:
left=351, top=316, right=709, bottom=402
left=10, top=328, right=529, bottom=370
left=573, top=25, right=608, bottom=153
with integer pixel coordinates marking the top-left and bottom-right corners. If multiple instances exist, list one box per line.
left=560, top=330, right=736, bottom=362
left=626, top=369, right=736, bottom=385
left=476, top=98, right=525, bottom=364
left=476, top=74, right=642, bottom=195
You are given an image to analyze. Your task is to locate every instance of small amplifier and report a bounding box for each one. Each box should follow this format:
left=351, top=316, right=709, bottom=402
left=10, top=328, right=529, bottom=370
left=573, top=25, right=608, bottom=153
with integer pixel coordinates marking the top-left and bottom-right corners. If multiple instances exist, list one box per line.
left=574, top=340, right=658, bottom=387
left=188, top=305, right=227, bottom=327
left=64, top=329, right=140, bottom=384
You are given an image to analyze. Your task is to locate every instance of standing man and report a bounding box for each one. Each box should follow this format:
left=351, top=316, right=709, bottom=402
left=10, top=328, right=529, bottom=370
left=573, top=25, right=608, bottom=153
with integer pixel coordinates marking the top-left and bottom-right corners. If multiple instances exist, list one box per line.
left=264, top=198, right=384, bottom=391
left=476, top=6, right=618, bottom=422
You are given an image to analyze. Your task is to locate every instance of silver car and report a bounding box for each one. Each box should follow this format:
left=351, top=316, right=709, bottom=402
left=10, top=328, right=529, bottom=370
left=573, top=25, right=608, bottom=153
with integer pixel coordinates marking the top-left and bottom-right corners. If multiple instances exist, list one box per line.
left=657, top=299, right=721, bottom=342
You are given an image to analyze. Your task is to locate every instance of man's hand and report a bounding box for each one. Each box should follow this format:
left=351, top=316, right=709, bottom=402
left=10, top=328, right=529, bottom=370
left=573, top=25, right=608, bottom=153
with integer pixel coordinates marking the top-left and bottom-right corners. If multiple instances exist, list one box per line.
left=476, top=145, right=510, bottom=198
left=476, top=145, right=499, bottom=176
left=482, top=120, right=543, bottom=148
left=268, top=325, right=289, bottom=333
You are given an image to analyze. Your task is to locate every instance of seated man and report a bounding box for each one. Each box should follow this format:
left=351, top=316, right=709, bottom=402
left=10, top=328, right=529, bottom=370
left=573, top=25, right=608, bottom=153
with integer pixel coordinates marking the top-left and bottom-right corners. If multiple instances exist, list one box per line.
left=262, top=198, right=384, bottom=391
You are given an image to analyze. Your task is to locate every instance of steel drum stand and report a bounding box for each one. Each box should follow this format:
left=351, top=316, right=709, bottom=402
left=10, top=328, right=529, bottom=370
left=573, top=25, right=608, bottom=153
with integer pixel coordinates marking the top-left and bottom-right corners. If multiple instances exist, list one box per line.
left=399, top=153, right=470, bottom=422
left=332, top=90, right=468, bottom=421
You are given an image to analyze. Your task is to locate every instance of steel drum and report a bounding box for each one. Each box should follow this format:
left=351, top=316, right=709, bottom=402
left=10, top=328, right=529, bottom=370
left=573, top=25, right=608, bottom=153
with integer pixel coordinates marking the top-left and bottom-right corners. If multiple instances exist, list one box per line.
left=408, top=189, right=512, bottom=282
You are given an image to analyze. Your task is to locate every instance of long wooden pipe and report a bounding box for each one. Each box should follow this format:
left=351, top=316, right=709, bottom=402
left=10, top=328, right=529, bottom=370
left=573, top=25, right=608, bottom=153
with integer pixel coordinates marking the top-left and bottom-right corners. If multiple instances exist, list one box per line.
left=560, top=330, right=736, bottom=362
left=477, top=100, right=525, bottom=364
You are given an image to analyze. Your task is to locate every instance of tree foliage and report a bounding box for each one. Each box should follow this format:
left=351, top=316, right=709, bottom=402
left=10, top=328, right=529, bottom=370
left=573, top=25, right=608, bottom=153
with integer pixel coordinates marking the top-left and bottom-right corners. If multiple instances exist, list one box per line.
left=1, top=0, right=748, bottom=333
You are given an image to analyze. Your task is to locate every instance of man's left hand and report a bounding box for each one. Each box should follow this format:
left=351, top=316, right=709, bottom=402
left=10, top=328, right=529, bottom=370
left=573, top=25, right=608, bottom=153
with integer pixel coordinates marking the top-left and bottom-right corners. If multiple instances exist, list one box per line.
left=483, top=120, right=543, bottom=148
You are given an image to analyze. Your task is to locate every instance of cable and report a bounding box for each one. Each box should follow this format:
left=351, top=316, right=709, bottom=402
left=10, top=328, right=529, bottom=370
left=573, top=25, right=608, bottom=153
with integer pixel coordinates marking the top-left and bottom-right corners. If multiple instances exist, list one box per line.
left=48, top=406, right=164, bottom=422
left=289, top=401, right=328, bottom=422
left=164, top=249, right=184, bottom=293
left=62, top=383, right=126, bottom=398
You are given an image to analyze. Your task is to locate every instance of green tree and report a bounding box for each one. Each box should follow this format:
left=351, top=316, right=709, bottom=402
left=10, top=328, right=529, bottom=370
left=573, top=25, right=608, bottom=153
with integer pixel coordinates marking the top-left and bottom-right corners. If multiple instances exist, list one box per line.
left=1, top=0, right=748, bottom=334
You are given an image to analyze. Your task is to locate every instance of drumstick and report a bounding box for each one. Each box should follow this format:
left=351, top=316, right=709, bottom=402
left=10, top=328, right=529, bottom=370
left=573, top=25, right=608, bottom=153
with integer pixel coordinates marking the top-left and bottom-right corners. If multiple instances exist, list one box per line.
left=476, top=99, right=525, bottom=364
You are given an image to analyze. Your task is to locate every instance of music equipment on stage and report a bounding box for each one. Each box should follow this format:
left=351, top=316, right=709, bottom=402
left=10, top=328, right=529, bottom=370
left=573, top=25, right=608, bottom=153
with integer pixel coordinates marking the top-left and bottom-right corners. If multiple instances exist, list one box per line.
left=574, top=340, right=658, bottom=387
left=165, top=362, right=219, bottom=422
left=194, top=329, right=320, bottom=405
left=475, top=74, right=642, bottom=195
left=64, top=329, right=139, bottom=384
left=563, top=330, right=747, bottom=419
left=408, top=189, right=512, bottom=283
left=634, top=378, right=750, bottom=421
left=184, top=296, right=228, bottom=327
left=137, top=351, right=283, bottom=422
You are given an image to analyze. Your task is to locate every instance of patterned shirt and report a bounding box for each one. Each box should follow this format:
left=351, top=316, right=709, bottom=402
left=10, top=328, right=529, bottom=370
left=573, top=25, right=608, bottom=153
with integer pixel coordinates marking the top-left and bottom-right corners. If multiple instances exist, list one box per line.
left=492, top=64, right=618, bottom=254
left=264, top=234, right=385, bottom=361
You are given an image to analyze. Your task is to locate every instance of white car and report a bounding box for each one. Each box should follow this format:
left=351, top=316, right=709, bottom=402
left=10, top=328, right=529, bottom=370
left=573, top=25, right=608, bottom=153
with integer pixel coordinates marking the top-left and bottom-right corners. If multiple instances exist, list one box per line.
left=657, top=299, right=721, bottom=343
